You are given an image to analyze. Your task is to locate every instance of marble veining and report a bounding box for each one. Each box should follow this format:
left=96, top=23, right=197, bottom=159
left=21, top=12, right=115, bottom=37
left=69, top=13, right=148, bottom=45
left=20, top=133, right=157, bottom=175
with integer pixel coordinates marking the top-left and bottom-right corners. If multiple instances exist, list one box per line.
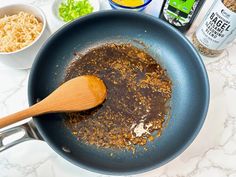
left=0, top=0, right=236, bottom=177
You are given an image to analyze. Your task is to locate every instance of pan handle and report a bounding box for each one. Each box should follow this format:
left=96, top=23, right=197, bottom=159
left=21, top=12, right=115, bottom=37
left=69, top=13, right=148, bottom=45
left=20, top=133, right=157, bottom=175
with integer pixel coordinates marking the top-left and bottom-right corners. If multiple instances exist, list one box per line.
left=0, top=120, right=43, bottom=152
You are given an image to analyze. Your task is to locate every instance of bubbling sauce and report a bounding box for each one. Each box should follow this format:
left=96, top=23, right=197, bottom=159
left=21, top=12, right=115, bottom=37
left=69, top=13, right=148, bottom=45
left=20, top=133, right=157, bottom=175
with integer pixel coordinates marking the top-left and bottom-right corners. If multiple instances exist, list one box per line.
left=64, top=43, right=172, bottom=150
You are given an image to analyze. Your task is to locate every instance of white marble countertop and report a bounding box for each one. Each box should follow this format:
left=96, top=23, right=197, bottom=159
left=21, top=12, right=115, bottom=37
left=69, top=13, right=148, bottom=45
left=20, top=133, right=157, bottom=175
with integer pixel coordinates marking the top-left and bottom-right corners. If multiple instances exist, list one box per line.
left=0, top=0, right=236, bottom=177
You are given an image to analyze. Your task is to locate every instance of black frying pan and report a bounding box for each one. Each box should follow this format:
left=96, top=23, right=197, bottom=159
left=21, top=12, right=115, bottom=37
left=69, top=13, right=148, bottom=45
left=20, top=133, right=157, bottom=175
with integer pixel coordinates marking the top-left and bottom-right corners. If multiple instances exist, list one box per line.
left=26, top=11, right=209, bottom=175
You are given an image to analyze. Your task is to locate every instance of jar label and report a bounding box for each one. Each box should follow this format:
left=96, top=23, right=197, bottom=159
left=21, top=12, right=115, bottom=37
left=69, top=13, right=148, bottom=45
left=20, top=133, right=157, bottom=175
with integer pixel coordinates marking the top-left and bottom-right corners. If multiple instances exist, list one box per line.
left=196, top=0, right=236, bottom=50
left=163, top=0, right=200, bottom=26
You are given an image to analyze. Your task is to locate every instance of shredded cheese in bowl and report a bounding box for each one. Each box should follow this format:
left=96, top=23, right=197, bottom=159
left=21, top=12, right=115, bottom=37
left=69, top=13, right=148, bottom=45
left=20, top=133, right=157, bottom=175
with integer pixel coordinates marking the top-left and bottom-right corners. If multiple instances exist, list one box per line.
left=0, top=11, right=43, bottom=53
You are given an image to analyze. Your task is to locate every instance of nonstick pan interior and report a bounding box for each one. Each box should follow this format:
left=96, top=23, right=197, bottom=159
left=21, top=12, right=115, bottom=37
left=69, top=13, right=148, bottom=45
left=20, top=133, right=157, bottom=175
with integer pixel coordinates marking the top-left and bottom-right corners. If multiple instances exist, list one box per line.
left=28, top=11, right=209, bottom=175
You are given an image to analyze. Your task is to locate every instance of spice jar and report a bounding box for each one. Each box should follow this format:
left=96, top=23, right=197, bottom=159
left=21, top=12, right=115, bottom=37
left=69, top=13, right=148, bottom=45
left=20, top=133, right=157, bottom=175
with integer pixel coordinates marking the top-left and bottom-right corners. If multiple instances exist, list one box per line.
left=192, top=0, right=236, bottom=57
left=160, top=0, right=206, bottom=33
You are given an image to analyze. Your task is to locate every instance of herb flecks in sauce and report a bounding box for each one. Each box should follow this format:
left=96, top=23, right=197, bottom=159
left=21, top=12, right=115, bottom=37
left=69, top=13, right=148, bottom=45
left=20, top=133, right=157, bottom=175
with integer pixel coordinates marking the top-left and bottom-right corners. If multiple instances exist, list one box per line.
left=64, top=43, right=172, bottom=150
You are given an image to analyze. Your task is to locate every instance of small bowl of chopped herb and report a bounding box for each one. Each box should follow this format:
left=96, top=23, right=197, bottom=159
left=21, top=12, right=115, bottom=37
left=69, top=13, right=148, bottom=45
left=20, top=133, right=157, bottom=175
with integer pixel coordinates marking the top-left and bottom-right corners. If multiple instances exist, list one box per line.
left=52, top=0, right=99, bottom=26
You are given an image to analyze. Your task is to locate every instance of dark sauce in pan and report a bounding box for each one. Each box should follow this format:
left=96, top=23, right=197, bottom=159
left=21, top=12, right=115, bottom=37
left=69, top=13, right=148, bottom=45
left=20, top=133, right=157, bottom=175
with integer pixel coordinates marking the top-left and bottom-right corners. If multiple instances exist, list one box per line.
left=64, top=43, right=172, bottom=150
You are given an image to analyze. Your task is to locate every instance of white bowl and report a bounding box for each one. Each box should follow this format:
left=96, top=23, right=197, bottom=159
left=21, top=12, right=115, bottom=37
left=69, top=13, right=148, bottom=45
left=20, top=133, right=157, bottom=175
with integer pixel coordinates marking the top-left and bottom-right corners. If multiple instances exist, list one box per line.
left=0, top=3, right=51, bottom=69
left=52, top=0, right=100, bottom=28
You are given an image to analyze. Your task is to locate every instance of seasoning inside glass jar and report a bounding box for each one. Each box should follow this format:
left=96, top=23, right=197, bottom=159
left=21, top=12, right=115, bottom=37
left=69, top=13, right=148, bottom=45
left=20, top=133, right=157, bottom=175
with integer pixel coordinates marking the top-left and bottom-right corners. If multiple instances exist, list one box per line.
left=192, top=0, right=236, bottom=57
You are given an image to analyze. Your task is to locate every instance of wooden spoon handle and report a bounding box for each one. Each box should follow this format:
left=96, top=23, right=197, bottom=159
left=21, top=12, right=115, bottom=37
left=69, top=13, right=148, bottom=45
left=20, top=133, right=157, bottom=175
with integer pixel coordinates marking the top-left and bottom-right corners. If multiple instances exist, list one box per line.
left=0, top=103, right=47, bottom=128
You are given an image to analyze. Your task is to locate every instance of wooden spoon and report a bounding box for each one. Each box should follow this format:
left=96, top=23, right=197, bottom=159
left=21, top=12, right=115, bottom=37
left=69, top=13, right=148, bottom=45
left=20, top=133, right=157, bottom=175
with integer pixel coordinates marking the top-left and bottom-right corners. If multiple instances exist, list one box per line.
left=0, top=75, right=107, bottom=128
